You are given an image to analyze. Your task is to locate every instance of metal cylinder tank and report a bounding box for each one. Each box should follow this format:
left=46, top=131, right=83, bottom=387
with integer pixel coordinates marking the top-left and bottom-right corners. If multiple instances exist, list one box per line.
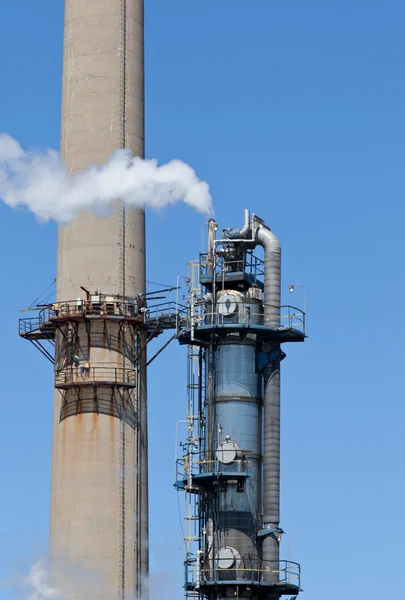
left=175, top=212, right=305, bottom=600
left=202, top=289, right=264, bottom=593
left=49, top=2, right=147, bottom=599
left=212, top=341, right=262, bottom=580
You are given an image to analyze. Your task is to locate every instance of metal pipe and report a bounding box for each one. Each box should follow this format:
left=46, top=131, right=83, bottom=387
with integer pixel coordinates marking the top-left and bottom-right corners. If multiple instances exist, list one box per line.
left=262, top=352, right=281, bottom=581
left=207, top=219, right=217, bottom=275
left=255, top=226, right=281, bottom=329
left=206, top=515, right=214, bottom=580
left=195, top=549, right=203, bottom=589
left=240, top=208, right=250, bottom=237
left=205, top=343, right=215, bottom=457
left=254, top=224, right=281, bottom=582
left=176, top=275, right=189, bottom=333
left=175, top=420, right=188, bottom=482
left=190, top=293, right=195, bottom=341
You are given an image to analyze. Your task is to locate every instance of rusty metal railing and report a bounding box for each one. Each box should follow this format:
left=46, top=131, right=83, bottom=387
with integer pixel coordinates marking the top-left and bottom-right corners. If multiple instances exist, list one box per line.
left=55, top=365, right=136, bottom=388
left=40, top=296, right=139, bottom=323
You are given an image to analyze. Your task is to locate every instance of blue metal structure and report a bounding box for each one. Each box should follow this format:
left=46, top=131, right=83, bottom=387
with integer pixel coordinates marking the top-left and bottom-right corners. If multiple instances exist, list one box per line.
left=175, top=212, right=305, bottom=600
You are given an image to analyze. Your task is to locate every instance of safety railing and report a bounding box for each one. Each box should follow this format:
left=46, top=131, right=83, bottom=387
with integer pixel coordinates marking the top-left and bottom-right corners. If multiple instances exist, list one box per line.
left=185, top=558, right=300, bottom=589
left=176, top=450, right=251, bottom=482
left=19, top=317, right=41, bottom=335
left=39, top=295, right=140, bottom=324
left=145, top=301, right=187, bottom=323
left=55, top=365, right=136, bottom=388
left=279, top=304, right=306, bottom=334
left=181, top=305, right=306, bottom=336
left=200, top=250, right=265, bottom=283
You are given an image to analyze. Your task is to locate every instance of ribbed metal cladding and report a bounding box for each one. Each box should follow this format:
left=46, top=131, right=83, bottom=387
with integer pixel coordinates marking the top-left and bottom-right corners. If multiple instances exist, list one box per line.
left=50, top=2, right=147, bottom=598
left=256, top=227, right=281, bottom=329
left=262, top=352, right=281, bottom=586
left=255, top=226, right=282, bottom=588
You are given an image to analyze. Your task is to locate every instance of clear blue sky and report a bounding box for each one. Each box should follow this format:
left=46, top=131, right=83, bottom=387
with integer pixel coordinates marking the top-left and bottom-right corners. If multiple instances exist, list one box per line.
left=1, top=1, right=404, bottom=598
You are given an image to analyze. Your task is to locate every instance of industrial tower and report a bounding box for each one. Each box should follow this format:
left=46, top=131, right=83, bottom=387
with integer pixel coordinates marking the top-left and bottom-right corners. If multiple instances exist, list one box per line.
left=175, top=211, right=306, bottom=600
left=17, top=3, right=306, bottom=599
left=20, top=2, right=148, bottom=598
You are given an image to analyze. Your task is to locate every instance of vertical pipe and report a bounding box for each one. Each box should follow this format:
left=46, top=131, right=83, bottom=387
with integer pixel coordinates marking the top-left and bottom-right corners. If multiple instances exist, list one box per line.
left=205, top=343, right=215, bottom=456
left=262, top=352, right=281, bottom=582
left=207, top=219, right=217, bottom=275
left=255, top=226, right=281, bottom=587
left=256, top=227, right=281, bottom=329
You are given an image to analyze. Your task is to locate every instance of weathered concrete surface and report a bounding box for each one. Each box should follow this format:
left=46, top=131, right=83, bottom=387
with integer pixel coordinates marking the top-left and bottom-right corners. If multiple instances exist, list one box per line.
left=50, top=1, right=147, bottom=598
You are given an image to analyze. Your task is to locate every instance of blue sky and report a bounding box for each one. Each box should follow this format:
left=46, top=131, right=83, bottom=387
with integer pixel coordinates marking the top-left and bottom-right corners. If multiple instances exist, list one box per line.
left=1, top=1, right=405, bottom=598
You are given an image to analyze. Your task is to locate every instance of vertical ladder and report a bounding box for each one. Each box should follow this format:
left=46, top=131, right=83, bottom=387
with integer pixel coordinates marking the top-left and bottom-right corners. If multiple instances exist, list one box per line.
left=182, top=262, right=205, bottom=599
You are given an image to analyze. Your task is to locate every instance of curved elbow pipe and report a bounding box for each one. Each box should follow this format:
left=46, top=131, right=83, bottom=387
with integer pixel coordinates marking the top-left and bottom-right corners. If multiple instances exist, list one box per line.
left=255, top=226, right=281, bottom=328
left=239, top=208, right=250, bottom=237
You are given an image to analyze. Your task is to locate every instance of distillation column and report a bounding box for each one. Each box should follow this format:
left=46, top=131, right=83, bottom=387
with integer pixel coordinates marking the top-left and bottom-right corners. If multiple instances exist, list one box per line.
left=176, top=212, right=305, bottom=600
left=50, top=2, right=147, bottom=598
left=204, top=292, right=264, bottom=598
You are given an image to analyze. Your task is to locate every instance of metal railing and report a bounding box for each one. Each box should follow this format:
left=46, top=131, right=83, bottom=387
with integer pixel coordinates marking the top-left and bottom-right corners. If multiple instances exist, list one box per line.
left=19, top=317, right=41, bottom=335
left=145, top=301, right=187, bottom=324
left=40, top=296, right=139, bottom=323
left=176, top=450, right=251, bottom=483
left=279, top=304, right=306, bottom=334
left=185, top=558, right=300, bottom=588
left=55, top=365, right=136, bottom=388
left=181, top=305, right=306, bottom=336
left=20, top=298, right=190, bottom=340
left=200, top=250, right=265, bottom=283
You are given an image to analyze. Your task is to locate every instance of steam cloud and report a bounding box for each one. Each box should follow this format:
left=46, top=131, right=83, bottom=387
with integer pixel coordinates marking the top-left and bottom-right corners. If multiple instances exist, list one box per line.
left=11, top=557, right=178, bottom=600
left=0, top=134, right=213, bottom=222
left=25, top=559, right=60, bottom=600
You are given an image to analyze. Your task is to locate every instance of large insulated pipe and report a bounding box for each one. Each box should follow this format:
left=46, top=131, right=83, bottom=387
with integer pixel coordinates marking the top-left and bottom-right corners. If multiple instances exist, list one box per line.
left=255, top=226, right=281, bottom=586
left=255, top=226, right=281, bottom=329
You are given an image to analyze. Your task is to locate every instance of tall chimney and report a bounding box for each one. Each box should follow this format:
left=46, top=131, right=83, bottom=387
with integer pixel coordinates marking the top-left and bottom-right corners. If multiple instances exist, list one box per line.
left=49, top=2, right=147, bottom=598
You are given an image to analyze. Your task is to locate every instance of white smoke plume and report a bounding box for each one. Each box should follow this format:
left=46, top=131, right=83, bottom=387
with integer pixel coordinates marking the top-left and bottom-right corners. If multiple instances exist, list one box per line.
left=24, top=559, right=60, bottom=600
left=5, top=556, right=179, bottom=600
left=0, top=134, right=213, bottom=222
left=1, top=558, right=61, bottom=600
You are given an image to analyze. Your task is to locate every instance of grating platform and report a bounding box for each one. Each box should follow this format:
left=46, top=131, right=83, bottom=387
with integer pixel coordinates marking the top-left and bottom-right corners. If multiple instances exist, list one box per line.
left=178, top=324, right=305, bottom=346
left=188, top=580, right=300, bottom=597
left=175, top=471, right=250, bottom=492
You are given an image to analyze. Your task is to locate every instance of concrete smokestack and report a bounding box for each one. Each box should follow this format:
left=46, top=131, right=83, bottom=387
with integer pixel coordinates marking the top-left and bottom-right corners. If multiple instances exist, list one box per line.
left=50, top=1, right=147, bottom=598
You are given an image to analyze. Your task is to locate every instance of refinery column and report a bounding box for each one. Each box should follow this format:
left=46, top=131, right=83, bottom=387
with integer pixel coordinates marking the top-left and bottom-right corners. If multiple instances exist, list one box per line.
left=50, top=1, right=147, bottom=599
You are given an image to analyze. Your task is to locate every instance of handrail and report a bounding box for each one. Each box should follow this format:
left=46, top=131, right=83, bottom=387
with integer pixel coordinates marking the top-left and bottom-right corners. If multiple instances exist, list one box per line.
left=19, top=317, right=41, bottom=334
left=179, top=305, right=306, bottom=335
left=176, top=449, right=252, bottom=480
left=185, top=558, right=300, bottom=587
left=200, top=250, right=265, bottom=281
left=55, top=365, right=136, bottom=387
left=145, top=301, right=187, bottom=320
left=40, top=297, right=139, bottom=323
